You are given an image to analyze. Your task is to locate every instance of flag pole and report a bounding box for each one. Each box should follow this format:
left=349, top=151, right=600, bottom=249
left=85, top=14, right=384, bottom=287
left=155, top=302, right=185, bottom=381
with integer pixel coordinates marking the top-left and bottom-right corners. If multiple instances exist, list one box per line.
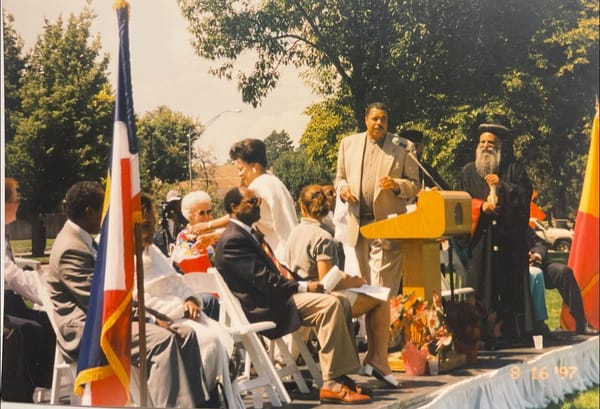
left=112, top=0, right=148, bottom=405
left=134, top=222, right=149, bottom=407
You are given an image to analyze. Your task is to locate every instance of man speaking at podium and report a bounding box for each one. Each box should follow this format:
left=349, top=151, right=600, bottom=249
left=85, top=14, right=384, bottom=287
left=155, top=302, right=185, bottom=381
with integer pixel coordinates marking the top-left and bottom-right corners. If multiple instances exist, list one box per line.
left=335, top=102, right=419, bottom=296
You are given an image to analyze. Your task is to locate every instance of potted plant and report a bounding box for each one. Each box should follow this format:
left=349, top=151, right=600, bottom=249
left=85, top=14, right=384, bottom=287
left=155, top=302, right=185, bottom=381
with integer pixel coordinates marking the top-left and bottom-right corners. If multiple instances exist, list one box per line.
left=389, top=291, right=453, bottom=375
left=444, top=297, right=485, bottom=364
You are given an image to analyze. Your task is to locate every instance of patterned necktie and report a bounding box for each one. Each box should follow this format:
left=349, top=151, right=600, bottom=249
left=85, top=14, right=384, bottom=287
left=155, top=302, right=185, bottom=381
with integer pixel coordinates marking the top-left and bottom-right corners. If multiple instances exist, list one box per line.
left=252, top=228, right=294, bottom=281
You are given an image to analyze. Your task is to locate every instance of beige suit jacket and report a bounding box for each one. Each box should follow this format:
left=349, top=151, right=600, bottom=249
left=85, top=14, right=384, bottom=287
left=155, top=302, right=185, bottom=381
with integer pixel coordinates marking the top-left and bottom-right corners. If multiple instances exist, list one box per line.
left=335, top=131, right=419, bottom=246
left=47, top=221, right=96, bottom=362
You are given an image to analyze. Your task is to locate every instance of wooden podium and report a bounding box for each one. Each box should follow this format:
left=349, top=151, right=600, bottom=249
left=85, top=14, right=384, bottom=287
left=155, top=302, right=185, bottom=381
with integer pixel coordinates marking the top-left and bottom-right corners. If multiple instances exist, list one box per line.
left=360, top=190, right=471, bottom=300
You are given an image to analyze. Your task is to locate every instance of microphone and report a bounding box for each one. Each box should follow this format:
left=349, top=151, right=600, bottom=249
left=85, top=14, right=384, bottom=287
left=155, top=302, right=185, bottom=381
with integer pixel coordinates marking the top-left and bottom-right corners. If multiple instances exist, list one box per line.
left=392, top=134, right=444, bottom=190
left=391, top=135, right=417, bottom=153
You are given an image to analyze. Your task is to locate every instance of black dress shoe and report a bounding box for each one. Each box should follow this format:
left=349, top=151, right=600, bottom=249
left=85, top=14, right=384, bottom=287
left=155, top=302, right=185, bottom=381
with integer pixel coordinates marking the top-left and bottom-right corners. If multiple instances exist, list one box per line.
left=576, top=323, right=599, bottom=335
left=532, top=322, right=551, bottom=336
left=337, top=375, right=373, bottom=396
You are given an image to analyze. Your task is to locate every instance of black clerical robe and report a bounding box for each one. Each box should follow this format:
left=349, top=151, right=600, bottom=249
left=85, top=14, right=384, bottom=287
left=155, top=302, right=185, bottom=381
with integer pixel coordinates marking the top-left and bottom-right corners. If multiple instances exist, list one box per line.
left=457, top=160, right=533, bottom=339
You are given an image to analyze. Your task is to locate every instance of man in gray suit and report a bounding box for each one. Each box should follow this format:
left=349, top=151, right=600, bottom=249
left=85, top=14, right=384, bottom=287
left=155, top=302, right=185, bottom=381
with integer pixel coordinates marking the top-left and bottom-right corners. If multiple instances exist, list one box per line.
left=47, top=181, right=207, bottom=407
left=335, top=102, right=419, bottom=296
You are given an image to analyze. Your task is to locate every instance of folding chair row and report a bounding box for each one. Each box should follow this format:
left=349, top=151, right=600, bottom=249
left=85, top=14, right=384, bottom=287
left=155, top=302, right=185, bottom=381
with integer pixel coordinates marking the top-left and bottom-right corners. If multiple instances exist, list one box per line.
left=33, top=272, right=150, bottom=407
left=183, top=268, right=323, bottom=408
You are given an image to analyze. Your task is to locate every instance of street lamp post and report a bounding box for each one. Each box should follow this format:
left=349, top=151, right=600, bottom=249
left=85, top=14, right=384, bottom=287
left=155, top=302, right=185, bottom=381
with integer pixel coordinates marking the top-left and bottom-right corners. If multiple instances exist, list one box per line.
left=188, top=109, right=241, bottom=190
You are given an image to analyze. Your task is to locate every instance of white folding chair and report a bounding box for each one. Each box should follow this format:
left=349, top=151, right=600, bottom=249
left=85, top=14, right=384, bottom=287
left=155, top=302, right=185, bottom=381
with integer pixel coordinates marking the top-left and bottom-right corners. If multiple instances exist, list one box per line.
left=270, top=332, right=323, bottom=390
left=33, top=272, right=80, bottom=405
left=184, top=269, right=322, bottom=408
left=440, top=273, right=475, bottom=299
left=184, top=270, right=286, bottom=407
left=34, top=272, right=150, bottom=407
left=439, top=244, right=474, bottom=300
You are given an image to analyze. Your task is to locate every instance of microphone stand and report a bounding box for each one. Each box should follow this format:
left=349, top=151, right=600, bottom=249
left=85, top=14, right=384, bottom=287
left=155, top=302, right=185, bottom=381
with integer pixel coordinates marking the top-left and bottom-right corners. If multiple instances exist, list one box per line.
left=405, top=148, right=457, bottom=301
left=406, top=151, right=445, bottom=191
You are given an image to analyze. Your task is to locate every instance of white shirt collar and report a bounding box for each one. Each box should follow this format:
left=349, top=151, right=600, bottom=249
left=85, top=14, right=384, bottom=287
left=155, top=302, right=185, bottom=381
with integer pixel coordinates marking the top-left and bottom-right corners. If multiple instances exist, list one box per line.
left=230, top=218, right=254, bottom=235
left=66, top=219, right=97, bottom=253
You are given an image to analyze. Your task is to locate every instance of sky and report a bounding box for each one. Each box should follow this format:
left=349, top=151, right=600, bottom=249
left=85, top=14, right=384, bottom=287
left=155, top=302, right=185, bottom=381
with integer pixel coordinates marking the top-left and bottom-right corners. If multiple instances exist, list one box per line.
left=3, top=0, right=318, bottom=163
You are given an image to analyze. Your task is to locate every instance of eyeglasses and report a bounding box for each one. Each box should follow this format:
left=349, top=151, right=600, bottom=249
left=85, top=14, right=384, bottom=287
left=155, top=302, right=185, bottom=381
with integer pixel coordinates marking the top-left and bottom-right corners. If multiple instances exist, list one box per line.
left=324, top=190, right=336, bottom=197
left=311, top=191, right=325, bottom=199
left=242, top=197, right=261, bottom=206
left=196, top=209, right=212, bottom=216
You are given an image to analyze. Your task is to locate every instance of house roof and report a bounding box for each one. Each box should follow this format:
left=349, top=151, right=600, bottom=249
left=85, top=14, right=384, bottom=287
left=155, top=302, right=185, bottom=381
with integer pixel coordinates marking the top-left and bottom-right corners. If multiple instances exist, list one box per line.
left=211, top=164, right=240, bottom=198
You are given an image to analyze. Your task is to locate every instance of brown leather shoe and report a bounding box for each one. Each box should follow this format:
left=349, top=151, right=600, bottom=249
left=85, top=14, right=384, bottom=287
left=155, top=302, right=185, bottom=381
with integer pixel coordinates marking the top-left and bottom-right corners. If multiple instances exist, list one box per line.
left=320, top=384, right=371, bottom=404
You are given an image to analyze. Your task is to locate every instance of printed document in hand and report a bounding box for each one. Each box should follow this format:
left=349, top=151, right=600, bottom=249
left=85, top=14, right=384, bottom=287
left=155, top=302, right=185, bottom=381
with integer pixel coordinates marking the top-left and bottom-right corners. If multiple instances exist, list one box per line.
left=321, top=266, right=390, bottom=302
left=320, top=266, right=343, bottom=292
left=346, top=284, right=390, bottom=302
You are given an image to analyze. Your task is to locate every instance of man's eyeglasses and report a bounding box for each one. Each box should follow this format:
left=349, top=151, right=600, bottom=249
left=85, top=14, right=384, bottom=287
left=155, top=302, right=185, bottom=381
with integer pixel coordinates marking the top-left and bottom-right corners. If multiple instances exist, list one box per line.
left=242, top=197, right=260, bottom=206
left=311, top=191, right=325, bottom=199
left=323, top=190, right=336, bottom=197
left=196, top=209, right=212, bottom=216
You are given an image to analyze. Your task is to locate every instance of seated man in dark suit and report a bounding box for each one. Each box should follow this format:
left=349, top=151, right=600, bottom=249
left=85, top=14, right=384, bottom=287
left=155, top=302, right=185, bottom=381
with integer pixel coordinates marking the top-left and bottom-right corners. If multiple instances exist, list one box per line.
left=47, top=181, right=208, bottom=407
left=527, top=226, right=597, bottom=335
left=213, top=186, right=374, bottom=405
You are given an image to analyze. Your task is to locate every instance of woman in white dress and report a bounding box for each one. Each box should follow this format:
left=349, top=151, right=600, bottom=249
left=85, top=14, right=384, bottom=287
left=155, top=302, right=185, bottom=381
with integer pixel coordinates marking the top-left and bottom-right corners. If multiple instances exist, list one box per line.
left=229, top=138, right=297, bottom=262
left=138, top=196, right=241, bottom=407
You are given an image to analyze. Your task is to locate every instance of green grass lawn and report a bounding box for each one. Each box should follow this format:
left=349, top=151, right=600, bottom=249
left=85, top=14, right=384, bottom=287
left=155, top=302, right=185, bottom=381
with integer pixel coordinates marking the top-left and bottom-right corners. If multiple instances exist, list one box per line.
left=545, top=386, right=599, bottom=409
left=542, top=289, right=598, bottom=408
left=9, top=238, right=54, bottom=263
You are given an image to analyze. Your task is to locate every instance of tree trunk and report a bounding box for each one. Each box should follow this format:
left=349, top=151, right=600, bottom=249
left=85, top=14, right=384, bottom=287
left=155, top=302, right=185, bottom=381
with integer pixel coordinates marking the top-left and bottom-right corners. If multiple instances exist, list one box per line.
left=31, top=215, right=47, bottom=257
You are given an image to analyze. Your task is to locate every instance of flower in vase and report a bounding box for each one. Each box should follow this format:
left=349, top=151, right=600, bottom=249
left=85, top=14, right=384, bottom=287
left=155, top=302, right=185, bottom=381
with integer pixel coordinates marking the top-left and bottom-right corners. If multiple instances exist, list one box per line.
left=389, top=291, right=453, bottom=358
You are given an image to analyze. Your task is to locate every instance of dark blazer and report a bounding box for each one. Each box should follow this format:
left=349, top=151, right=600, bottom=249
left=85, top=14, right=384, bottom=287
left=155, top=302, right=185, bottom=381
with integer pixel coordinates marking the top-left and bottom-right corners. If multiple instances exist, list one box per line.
left=213, top=221, right=301, bottom=339
left=527, top=226, right=549, bottom=265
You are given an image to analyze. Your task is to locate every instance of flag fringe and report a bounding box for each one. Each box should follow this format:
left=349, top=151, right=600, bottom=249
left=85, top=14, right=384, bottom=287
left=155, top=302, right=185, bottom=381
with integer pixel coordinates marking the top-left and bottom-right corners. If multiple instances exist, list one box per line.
left=74, top=365, right=124, bottom=399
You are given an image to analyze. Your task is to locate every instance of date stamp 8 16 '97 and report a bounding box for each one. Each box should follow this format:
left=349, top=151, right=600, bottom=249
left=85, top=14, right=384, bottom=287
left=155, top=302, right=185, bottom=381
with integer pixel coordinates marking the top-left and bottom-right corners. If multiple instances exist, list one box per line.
left=510, top=365, right=578, bottom=381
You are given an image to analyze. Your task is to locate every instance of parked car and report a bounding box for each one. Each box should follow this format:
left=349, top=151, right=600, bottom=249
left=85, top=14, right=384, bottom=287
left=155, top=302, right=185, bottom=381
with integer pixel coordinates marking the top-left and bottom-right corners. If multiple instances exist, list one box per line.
left=530, top=218, right=574, bottom=252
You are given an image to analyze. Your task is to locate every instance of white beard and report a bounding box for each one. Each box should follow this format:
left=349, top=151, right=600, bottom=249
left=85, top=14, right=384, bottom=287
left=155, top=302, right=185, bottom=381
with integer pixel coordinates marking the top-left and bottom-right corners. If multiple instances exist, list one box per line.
left=475, top=148, right=500, bottom=177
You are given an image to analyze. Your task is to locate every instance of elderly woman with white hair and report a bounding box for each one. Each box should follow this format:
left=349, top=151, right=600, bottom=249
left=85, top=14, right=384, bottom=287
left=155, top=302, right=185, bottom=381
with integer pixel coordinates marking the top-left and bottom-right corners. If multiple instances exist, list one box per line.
left=172, top=190, right=225, bottom=321
left=173, top=190, right=224, bottom=272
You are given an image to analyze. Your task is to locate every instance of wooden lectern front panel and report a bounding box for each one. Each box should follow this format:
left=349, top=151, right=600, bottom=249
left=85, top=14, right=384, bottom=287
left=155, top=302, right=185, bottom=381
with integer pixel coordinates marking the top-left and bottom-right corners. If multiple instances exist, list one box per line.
left=400, top=240, right=442, bottom=299
left=360, top=190, right=471, bottom=239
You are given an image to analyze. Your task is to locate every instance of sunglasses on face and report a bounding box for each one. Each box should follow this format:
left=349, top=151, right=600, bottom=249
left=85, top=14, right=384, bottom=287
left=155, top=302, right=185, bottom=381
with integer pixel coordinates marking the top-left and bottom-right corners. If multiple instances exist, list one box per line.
left=196, top=209, right=212, bottom=216
left=311, top=191, right=325, bottom=199
left=242, top=197, right=260, bottom=206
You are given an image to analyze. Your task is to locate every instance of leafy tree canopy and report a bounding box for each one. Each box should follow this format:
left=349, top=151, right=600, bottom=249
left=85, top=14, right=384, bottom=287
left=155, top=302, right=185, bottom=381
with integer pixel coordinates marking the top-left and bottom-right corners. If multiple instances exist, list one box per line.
left=177, top=0, right=568, bottom=126
left=137, top=105, right=200, bottom=189
left=264, top=129, right=294, bottom=165
left=3, top=12, right=27, bottom=143
left=5, top=6, right=113, bottom=219
left=300, top=98, right=356, bottom=171
left=271, top=148, right=333, bottom=203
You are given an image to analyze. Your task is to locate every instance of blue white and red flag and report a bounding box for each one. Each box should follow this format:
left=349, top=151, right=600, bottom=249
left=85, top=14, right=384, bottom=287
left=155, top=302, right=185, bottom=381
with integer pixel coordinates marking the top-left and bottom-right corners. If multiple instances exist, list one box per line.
left=74, top=2, right=140, bottom=405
